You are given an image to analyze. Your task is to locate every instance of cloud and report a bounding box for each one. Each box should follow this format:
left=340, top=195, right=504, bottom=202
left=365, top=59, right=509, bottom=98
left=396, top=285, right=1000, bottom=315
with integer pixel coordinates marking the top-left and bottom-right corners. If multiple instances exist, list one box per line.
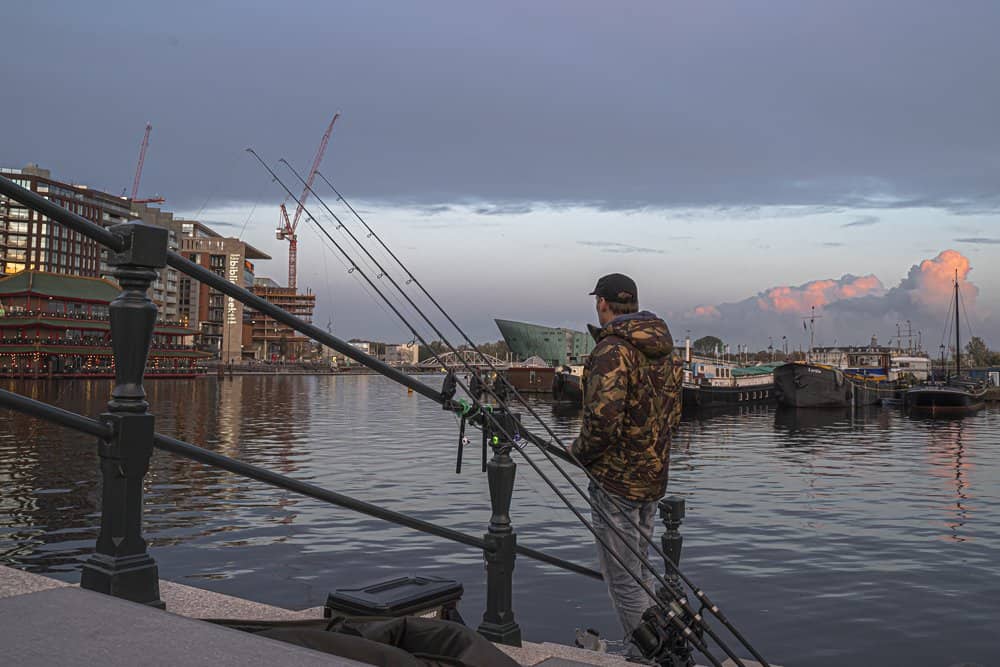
left=577, top=241, right=664, bottom=255
left=955, top=237, right=1000, bottom=244
left=677, top=273, right=885, bottom=345
left=673, top=252, right=996, bottom=347
left=415, top=204, right=454, bottom=216
left=7, top=2, right=1000, bottom=213
left=835, top=249, right=976, bottom=315
left=821, top=242, right=845, bottom=247
left=410, top=220, right=501, bottom=230
left=842, top=215, right=879, bottom=228
left=474, top=203, right=535, bottom=216
left=684, top=305, right=721, bottom=319
left=755, top=275, right=885, bottom=314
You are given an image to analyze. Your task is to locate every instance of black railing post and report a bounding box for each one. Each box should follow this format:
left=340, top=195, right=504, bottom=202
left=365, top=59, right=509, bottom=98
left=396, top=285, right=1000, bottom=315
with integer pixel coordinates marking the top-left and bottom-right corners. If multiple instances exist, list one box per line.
left=634, top=495, right=695, bottom=667
left=659, top=496, right=685, bottom=588
left=80, top=221, right=167, bottom=608
left=477, top=410, right=522, bottom=646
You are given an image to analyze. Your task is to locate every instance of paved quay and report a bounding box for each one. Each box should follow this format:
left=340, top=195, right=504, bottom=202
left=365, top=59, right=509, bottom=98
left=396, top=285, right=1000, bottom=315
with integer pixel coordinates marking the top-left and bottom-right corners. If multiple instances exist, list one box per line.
left=0, top=565, right=638, bottom=666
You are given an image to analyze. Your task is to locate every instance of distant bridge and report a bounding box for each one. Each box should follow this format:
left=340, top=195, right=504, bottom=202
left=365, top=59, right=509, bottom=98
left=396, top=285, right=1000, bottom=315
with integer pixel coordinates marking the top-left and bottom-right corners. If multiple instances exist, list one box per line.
left=417, top=350, right=509, bottom=369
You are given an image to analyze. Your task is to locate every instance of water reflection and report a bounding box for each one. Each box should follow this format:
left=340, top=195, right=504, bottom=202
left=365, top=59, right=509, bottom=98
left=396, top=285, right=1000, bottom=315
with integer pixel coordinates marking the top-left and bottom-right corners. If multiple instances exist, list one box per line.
left=923, top=420, right=973, bottom=543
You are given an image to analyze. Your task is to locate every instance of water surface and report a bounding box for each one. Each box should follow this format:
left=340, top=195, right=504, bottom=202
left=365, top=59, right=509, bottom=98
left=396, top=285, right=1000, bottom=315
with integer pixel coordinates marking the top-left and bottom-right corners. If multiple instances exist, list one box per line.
left=1, top=375, right=997, bottom=666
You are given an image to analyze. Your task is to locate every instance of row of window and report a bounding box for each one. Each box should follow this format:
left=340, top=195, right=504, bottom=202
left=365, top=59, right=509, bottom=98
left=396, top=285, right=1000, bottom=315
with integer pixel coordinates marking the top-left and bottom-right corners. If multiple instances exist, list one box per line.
left=2, top=235, right=93, bottom=253
left=737, top=391, right=770, bottom=401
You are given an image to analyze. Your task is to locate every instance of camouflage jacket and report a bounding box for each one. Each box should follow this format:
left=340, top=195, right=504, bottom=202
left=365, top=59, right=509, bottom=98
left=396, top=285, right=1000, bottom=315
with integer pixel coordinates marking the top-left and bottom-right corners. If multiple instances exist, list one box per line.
left=570, top=311, right=682, bottom=501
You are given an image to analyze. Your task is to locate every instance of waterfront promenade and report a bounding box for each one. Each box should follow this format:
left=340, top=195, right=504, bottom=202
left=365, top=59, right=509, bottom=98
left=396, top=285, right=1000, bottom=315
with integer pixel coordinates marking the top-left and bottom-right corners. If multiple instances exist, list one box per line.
left=0, top=564, right=645, bottom=666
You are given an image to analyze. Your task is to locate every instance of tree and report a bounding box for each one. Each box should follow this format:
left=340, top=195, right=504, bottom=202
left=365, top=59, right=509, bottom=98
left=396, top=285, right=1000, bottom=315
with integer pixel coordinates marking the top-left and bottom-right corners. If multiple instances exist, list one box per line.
left=418, top=340, right=448, bottom=362
left=965, top=336, right=999, bottom=367
left=478, top=340, right=511, bottom=360
left=692, top=335, right=723, bottom=355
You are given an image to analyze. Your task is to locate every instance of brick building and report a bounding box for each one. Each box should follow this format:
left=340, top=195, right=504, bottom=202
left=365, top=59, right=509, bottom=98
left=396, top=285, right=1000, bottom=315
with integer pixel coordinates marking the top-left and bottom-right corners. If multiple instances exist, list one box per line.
left=181, top=228, right=270, bottom=364
left=0, top=164, right=130, bottom=279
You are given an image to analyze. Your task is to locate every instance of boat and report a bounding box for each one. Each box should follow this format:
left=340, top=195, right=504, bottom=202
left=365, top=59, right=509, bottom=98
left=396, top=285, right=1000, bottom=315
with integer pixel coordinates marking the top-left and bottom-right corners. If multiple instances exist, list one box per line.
left=503, top=364, right=555, bottom=394
left=775, top=331, right=917, bottom=408
left=683, top=362, right=778, bottom=410
left=905, top=381, right=986, bottom=415
left=551, top=364, right=584, bottom=403
left=904, top=273, right=988, bottom=416
left=773, top=362, right=853, bottom=408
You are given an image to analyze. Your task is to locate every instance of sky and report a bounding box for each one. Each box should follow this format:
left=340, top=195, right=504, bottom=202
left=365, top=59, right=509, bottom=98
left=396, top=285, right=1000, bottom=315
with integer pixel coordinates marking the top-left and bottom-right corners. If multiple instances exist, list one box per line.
left=3, top=1, right=998, bottom=348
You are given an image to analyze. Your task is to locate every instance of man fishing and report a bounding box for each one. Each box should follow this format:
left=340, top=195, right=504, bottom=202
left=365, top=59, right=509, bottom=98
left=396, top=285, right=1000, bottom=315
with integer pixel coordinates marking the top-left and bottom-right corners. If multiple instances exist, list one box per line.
left=570, top=273, right=682, bottom=658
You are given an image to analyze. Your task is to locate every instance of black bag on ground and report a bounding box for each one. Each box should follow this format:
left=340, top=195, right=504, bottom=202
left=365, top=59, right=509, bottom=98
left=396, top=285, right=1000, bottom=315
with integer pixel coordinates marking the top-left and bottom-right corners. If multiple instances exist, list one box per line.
left=208, top=616, right=520, bottom=667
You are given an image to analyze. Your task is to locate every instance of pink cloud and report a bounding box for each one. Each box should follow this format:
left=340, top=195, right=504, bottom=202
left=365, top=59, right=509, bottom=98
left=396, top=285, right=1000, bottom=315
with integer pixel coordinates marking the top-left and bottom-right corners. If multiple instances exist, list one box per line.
left=754, top=274, right=885, bottom=314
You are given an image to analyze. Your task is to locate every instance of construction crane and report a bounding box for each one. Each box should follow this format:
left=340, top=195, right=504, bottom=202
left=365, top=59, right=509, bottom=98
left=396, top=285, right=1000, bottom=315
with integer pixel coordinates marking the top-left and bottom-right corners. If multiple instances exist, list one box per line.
left=130, top=122, right=165, bottom=205
left=277, top=112, right=339, bottom=290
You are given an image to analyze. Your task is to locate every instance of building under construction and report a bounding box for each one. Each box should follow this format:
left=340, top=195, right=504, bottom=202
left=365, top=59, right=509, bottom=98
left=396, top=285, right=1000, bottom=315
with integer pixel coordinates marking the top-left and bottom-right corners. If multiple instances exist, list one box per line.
left=245, top=277, right=317, bottom=362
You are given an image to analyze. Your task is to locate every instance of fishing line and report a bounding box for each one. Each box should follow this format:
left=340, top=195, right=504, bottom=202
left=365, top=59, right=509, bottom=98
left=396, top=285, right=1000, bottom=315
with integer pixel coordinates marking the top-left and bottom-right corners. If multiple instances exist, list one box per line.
left=315, top=172, right=768, bottom=665
left=193, top=149, right=245, bottom=222
left=302, top=219, right=404, bottom=336
left=279, top=163, right=756, bottom=666
left=237, top=198, right=260, bottom=241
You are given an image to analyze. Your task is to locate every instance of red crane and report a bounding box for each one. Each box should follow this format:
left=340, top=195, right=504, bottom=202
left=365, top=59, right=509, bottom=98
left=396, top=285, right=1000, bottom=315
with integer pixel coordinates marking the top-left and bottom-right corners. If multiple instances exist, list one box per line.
left=130, top=122, right=165, bottom=205
left=277, top=112, right=339, bottom=290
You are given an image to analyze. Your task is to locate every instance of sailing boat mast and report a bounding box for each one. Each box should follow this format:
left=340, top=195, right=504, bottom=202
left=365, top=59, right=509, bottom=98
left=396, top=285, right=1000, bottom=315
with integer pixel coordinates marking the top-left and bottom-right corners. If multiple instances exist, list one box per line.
left=954, top=269, right=961, bottom=378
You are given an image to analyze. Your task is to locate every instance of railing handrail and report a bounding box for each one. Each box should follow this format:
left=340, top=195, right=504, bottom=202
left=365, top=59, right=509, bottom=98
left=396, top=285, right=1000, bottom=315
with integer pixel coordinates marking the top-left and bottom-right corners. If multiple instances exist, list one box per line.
left=0, top=387, right=601, bottom=581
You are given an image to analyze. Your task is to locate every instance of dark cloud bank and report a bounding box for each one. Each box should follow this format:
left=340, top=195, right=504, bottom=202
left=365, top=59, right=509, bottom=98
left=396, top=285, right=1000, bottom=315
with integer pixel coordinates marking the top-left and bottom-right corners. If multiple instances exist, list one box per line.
left=2, top=1, right=999, bottom=214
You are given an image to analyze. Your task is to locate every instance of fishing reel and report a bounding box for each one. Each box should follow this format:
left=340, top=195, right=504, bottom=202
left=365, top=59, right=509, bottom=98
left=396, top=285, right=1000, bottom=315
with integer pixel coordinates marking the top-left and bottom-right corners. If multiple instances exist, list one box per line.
left=630, top=584, right=701, bottom=667
left=453, top=403, right=523, bottom=476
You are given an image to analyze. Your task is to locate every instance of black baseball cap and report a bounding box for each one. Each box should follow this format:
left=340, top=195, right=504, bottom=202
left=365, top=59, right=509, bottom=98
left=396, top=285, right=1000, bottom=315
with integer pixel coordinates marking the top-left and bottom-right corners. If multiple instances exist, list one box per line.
left=589, top=273, right=637, bottom=303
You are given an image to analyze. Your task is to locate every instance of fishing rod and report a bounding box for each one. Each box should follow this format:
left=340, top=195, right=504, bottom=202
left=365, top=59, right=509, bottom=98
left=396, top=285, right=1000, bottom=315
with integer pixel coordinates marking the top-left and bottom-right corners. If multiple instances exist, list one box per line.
left=301, top=162, right=763, bottom=666
left=314, top=171, right=770, bottom=665
left=274, top=160, right=755, bottom=667
left=257, top=154, right=728, bottom=666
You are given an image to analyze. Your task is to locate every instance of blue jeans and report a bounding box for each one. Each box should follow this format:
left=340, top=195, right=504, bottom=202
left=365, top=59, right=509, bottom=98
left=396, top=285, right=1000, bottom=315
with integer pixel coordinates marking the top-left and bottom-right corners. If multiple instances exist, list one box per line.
left=589, top=481, right=659, bottom=652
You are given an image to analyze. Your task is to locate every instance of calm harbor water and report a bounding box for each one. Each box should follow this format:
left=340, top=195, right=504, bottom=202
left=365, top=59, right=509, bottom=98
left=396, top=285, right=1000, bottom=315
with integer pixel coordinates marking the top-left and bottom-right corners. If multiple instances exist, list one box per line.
left=1, top=374, right=998, bottom=666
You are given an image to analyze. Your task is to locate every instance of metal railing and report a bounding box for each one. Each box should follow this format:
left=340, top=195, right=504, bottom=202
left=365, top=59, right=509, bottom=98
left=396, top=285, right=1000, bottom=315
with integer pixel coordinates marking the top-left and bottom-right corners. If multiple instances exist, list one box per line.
left=0, top=174, right=697, bottom=648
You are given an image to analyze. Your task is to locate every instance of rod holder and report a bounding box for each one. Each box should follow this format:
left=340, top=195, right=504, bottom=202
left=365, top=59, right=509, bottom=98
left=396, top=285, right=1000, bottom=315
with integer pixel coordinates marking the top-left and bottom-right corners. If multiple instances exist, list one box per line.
left=659, top=496, right=685, bottom=588
left=632, top=496, right=695, bottom=667
left=477, top=410, right=522, bottom=646
left=80, top=221, right=167, bottom=608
